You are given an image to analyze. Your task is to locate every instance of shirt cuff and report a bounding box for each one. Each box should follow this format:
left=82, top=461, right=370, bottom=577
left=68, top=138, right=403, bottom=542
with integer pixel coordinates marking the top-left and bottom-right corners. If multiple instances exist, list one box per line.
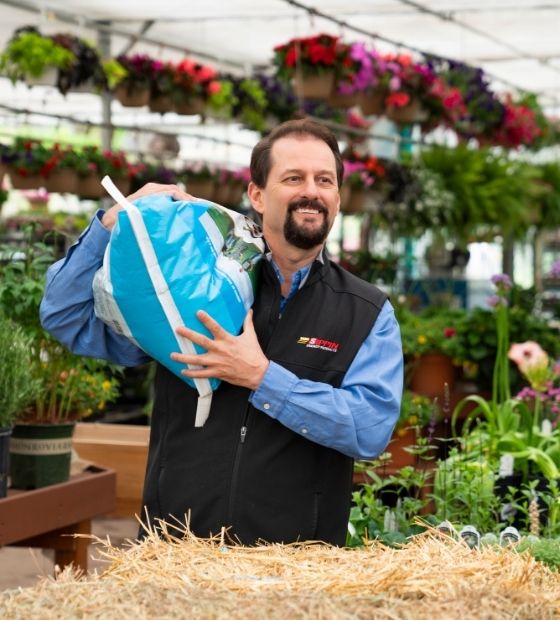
left=249, top=361, right=298, bottom=419
left=80, top=210, right=112, bottom=256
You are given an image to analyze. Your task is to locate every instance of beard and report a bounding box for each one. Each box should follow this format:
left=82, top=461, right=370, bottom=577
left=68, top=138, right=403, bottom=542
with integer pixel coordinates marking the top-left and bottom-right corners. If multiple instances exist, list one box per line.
left=284, top=198, right=330, bottom=250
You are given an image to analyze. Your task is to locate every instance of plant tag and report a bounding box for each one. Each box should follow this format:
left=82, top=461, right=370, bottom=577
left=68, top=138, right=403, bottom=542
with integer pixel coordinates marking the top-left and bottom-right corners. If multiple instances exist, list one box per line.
left=383, top=509, right=398, bottom=533
left=498, top=454, right=514, bottom=477
left=541, top=419, right=552, bottom=436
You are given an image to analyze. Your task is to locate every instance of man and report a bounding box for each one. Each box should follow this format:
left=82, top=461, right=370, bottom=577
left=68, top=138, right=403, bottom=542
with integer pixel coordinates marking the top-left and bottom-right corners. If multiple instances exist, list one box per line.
left=40, top=119, right=403, bottom=546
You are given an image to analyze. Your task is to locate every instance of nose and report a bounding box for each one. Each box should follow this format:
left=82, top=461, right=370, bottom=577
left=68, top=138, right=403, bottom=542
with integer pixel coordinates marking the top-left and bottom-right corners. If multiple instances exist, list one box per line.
left=300, top=176, right=319, bottom=199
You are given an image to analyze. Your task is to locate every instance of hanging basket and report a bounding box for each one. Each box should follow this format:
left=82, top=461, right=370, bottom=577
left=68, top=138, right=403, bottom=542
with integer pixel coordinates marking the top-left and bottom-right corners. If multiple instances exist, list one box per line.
left=114, top=84, right=151, bottom=108
left=340, top=185, right=366, bottom=215
left=213, top=183, right=231, bottom=205
left=292, top=71, right=335, bottom=100
left=45, top=168, right=79, bottom=194
left=77, top=174, right=105, bottom=199
left=328, top=88, right=361, bottom=110
left=359, top=87, right=387, bottom=116
left=9, top=422, right=75, bottom=490
left=149, top=95, right=174, bottom=114
left=175, top=97, right=205, bottom=116
left=113, top=177, right=131, bottom=196
left=7, top=167, right=42, bottom=190
left=386, top=98, right=427, bottom=125
left=227, top=181, right=245, bottom=207
left=26, top=67, right=59, bottom=88
left=0, top=426, right=11, bottom=498
left=185, top=178, right=215, bottom=201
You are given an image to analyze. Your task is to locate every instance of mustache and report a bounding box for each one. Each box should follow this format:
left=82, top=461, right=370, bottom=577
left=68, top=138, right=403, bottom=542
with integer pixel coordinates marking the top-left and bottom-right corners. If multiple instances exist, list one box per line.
left=287, top=198, right=328, bottom=215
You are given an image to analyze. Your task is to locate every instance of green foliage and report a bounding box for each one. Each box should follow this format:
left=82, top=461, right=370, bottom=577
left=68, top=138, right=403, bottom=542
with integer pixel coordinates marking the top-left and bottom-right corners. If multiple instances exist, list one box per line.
left=0, top=31, right=74, bottom=83
left=347, top=461, right=433, bottom=547
left=433, top=448, right=500, bottom=532
left=397, top=306, right=464, bottom=359
left=339, top=249, right=399, bottom=285
left=420, top=145, right=539, bottom=242
left=0, top=316, right=41, bottom=427
left=517, top=537, right=560, bottom=571
left=0, top=233, right=120, bottom=422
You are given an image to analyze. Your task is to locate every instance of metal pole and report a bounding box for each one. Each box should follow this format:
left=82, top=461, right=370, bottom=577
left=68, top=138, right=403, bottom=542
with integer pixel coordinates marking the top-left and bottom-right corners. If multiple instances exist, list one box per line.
left=97, top=21, right=113, bottom=152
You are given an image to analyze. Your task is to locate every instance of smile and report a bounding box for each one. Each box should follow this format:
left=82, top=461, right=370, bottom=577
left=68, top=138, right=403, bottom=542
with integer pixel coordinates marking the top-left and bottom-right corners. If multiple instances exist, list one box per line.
left=295, top=207, right=322, bottom=215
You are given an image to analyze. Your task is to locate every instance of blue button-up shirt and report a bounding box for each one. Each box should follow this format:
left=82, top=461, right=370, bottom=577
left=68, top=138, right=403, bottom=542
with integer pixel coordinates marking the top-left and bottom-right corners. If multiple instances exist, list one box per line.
left=40, top=212, right=403, bottom=460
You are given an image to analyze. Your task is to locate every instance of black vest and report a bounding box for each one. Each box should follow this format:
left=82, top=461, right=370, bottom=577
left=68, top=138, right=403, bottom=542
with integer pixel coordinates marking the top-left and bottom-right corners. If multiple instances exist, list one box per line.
left=142, top=258, right=387, bottom=545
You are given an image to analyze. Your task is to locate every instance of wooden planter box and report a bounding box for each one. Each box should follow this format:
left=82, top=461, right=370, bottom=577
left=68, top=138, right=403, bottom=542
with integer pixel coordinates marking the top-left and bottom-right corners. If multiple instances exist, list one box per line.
left=73, top=422, right=149, bottom=518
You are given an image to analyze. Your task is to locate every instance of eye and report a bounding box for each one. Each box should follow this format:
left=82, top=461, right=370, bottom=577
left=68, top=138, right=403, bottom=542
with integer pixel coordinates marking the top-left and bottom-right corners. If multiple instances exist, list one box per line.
left=318, top=176, right=334, bottom=186
left=284, top=175, right=301, bottom=183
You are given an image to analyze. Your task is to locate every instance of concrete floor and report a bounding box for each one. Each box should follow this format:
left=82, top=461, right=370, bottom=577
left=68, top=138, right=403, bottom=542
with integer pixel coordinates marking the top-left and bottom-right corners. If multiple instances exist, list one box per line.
left=0, top=517, right=139, bottom=591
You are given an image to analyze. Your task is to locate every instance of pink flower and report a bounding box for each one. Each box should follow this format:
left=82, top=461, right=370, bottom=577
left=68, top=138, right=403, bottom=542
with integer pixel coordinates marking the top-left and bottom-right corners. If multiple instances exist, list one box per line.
left=508, top=341, right=548, bottom=373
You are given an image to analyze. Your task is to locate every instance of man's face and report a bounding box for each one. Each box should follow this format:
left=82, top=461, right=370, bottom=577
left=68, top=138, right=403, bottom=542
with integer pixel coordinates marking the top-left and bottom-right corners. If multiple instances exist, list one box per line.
left=249, top=135, right=340, bottom=251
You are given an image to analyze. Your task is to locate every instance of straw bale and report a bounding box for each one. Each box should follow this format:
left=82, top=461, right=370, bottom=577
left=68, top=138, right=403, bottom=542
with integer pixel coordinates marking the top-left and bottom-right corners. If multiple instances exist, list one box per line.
left=1, top=525, right=559, bottom=620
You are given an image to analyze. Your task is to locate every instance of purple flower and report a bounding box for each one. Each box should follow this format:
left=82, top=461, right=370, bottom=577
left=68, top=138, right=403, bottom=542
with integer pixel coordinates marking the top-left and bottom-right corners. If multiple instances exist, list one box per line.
left=491, top=273, right=512, bottom=289
left=548, top=260, right=560, bottom=279
left=487, top=294, right=508, bottom=308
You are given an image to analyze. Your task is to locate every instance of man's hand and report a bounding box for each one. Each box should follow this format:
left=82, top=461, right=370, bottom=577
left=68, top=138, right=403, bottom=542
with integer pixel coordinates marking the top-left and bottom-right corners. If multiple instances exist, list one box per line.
left=101, top=183, right=195, bottom=230
left=171, top=309, right=269, bottom=391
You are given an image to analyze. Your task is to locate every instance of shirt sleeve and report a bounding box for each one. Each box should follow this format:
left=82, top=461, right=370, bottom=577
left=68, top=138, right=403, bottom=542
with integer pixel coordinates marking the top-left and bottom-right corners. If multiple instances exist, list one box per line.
left=39, top=211, right=151, bottom=367
left=249, top=300, right=403, bottom=460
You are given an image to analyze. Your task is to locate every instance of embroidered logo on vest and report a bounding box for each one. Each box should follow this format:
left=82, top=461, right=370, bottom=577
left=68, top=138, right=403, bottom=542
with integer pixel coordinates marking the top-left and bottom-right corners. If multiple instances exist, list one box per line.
left=296, top=336, right=340, bottom=352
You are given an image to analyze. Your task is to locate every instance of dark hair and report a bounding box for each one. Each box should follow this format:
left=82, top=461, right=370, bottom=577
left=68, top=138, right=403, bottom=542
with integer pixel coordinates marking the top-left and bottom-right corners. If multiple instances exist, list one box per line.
left=250, top=119, right=343, bottom=189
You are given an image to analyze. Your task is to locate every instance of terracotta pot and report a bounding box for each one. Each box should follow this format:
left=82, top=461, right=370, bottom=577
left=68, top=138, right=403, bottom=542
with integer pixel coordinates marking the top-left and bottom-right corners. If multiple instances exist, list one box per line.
left=185, top=178, right=215, bottom=201
left=340, top=185, right=366, bottom=214
left=174, top=97, right=205, bottom=116
left=114, top=84, right=150, bottom=108
left=386, top=98, right=427, bottom=125
left=359, top=88, right=386, bottom=116
left=45, top=169, right=79, bottom=194
left=149, top=95, right=174, bottom=114
left=410, top=352, right=456, bottom=399
left=292, top=71, right=335, bottom=100
left=77, top=174, right=105, bottom=199
left=386, top=427, right=419, bottom=469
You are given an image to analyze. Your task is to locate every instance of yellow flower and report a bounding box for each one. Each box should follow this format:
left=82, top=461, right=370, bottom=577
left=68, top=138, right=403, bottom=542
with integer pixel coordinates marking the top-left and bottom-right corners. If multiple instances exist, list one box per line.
left=417, top=335, right=428, bottom=345
left=102, top=380, right=112, bottom=391
left=408, top=415, right=418, bottom=425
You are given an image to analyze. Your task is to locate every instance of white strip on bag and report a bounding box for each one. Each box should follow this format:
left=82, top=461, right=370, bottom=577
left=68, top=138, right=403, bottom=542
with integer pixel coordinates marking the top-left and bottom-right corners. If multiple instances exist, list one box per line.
left=93, top=176, right=264, bottom=427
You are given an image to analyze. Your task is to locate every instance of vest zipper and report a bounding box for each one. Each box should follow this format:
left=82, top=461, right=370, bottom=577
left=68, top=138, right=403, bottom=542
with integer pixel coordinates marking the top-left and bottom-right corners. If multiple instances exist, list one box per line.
left=227, top=403, right=251, bottom=527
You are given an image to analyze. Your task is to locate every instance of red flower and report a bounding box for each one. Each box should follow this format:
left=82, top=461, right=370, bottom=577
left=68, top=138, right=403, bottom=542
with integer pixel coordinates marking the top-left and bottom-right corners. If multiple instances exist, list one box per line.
left=443, top=327, right=457, bottom=338
left=385, top=91, right=410, bottom=108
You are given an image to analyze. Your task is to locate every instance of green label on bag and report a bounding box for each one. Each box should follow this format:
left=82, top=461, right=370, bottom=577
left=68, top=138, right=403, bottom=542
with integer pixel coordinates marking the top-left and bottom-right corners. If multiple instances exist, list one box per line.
left=9, top=437, right=73, bottom=455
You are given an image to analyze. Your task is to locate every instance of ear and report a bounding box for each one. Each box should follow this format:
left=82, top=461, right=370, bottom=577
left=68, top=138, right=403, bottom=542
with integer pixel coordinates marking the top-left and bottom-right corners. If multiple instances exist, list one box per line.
left=248, top=181, right=264, bottom=215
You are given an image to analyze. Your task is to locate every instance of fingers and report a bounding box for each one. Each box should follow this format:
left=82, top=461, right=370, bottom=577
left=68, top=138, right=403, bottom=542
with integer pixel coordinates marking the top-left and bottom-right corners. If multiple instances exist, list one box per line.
left=195, top=310, right=229, bottom=339
left=126, top=183, right=193, bottom=203
left=176, top=325, right=213, bottom=349
left=243, top=309, right=255, bottom=333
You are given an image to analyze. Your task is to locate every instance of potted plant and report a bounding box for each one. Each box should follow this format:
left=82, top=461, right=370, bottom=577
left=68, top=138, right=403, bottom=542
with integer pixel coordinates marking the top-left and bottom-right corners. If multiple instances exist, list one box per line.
left=172, top=59, right=221, bottom=116
left=398, top=306, right=464, bottom=397
left=180, top=161, right=217, bottom=200
left=273, top=33, right=342, bottom=100
left=149, top=61, right=177, bottom=113
left=0, top=137, right=52, bottom=190
left=378, top=53, right=434, bottom=125
left=0, top=316, right=42, bottom=497
left=340, top=152, right=386, bottom=214
left=0, top=236, right=120, bottom=489
left=113, top=53, right=156, bottom=107
left=0, top=26, right=74, bottom=87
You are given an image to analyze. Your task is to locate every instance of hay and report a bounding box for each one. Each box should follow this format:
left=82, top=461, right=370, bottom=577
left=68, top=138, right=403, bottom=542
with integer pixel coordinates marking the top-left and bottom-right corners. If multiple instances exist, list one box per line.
left=1, top=523, right=559, bottom=620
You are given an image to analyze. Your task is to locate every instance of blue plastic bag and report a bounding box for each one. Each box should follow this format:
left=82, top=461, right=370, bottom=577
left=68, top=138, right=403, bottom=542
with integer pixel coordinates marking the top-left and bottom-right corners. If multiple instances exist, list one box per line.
left=93, top=177, right=264, bottom=426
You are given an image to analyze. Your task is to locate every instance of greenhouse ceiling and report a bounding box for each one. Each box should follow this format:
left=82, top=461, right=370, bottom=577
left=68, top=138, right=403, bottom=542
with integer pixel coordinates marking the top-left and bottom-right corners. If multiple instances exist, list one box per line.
left=0, top=0, right=558, bottom=163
